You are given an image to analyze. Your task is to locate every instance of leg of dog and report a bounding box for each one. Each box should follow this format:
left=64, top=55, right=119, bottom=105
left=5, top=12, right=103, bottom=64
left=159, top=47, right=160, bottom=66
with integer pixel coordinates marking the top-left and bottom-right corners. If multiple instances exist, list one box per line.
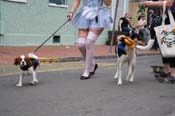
left=114, top=59, right=120, bottom=80
left=117, top=56, right=126, bottom=85
left=29, top=67, right=38, bottom=85
left=126, top=55, right=136, bottom=82
left=129, top=61, right=135, bottom=82
left=16, top=72, right=23, bottom=87
left=117, top=62, right=123, bottom=85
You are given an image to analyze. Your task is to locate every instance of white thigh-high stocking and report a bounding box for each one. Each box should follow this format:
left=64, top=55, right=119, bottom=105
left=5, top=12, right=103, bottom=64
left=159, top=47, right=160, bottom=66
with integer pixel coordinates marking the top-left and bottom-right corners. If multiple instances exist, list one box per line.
left=82, top=32, right=98, bottom=77
left=77, top=38, right=95, bottom=72
left=76, top=38, right=86, bottom=57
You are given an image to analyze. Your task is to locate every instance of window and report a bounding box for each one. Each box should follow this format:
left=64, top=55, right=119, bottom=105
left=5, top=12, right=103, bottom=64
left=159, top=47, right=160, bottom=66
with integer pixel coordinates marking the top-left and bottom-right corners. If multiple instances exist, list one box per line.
left=4, top=0, right=27, bottom=3
left=49, top=0, right=67, bottom=8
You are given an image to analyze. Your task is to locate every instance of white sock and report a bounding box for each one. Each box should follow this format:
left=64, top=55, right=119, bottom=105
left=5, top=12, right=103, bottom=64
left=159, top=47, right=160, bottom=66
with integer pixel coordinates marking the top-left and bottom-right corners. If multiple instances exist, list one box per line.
left=76, top=38, right=86, bottom=57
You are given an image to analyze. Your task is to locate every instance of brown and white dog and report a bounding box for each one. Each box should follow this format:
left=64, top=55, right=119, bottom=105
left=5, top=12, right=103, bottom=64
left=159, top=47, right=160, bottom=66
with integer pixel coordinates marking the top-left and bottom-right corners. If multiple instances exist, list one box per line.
left=113, top=28, right=153, bottom=85
left=114, top=34, right=138, bottom=85
left=14, top=53, right=39, bottom=87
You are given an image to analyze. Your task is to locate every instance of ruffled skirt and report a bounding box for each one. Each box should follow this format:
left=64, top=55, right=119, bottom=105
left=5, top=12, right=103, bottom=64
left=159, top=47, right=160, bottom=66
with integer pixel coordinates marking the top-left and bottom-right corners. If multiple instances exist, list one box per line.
left=71, top=7, right=113, bottom=29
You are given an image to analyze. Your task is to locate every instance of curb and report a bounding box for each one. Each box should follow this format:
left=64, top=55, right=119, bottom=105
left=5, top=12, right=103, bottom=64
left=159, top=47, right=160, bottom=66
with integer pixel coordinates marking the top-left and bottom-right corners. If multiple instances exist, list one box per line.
left=39, top=58, right=60, bottom=63
left=39, top=52, right=160, bottom=63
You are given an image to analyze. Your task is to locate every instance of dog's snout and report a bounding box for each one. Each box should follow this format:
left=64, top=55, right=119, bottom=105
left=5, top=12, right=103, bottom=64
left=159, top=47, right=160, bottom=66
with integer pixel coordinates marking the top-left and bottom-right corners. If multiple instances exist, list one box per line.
left=21, top=61, right=26, bottom=66
left=22, top=61, right=25, bottom=64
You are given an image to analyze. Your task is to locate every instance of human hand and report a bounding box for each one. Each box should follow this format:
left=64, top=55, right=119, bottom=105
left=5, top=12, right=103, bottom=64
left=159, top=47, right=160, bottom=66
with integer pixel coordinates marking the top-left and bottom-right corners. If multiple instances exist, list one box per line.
left=67, top=12, right=74, bottom=21
left=140, top=1, right=152, bottom=7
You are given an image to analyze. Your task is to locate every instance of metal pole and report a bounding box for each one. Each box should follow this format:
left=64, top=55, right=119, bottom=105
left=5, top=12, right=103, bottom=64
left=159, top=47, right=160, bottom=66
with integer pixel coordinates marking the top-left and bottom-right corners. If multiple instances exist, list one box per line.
left=108, top=0, right=119, bottom=53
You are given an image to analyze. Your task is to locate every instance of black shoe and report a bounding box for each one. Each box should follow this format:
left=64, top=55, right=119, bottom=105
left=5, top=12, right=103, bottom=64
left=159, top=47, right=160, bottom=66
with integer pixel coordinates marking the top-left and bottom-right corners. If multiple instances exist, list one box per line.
left=90, top=64, right=98, bottom=76
left=80, top=75, right=90, bottom=80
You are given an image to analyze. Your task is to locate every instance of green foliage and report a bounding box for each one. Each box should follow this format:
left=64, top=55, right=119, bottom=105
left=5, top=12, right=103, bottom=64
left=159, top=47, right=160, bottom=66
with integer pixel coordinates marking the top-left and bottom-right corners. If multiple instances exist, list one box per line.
left=137, top=1, right=146, bottom=17
left=105, top=38, right=111, bottom=45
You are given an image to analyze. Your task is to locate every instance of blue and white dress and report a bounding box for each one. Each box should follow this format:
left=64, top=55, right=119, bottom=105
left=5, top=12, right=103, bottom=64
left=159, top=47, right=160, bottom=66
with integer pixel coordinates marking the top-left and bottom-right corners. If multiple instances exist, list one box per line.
left=71, top=0, right=113, bottom=29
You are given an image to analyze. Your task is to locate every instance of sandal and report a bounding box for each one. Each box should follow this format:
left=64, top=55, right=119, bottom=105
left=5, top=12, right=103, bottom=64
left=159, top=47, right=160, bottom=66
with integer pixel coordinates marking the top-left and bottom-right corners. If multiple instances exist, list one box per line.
left=155, top=72, right=170, bottom=83
left=162, top=75, right=175, bottom=84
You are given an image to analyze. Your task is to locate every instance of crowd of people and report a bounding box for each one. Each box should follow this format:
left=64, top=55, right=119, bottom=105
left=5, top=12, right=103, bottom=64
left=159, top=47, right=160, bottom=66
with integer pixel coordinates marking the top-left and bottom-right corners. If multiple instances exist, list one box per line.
left=118, top=12, right=151, bottom=46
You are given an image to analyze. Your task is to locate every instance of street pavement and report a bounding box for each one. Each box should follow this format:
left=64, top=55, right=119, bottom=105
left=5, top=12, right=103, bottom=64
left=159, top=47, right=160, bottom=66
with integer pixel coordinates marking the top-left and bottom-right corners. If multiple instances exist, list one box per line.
left=0, top=55, right=175, bottom=116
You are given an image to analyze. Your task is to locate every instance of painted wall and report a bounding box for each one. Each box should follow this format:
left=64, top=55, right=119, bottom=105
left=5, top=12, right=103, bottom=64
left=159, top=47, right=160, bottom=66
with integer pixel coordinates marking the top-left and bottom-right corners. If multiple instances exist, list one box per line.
left=0, top=0, right=112, bottom=46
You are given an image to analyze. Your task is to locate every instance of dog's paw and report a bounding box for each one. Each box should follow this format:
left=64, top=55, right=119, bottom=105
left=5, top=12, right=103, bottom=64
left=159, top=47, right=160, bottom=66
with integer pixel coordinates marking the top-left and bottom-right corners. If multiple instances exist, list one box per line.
left=117, top=82, right=122, bottom=86
left=129, top=79, right=134, bottom=82
left=129, top=76, right=134, bottom=82
left=30, top=81, right=39, bottom=86
left=16, top=83, right=22, bottom=87
left=114, top=75, right=118, bottom=80
left=117, top=81, right=122, bottom=86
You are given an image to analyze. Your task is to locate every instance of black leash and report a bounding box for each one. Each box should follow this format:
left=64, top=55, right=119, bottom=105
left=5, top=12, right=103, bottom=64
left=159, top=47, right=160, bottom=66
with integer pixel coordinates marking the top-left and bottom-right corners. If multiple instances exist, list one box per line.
left=33, top=20, right=69, bottom=53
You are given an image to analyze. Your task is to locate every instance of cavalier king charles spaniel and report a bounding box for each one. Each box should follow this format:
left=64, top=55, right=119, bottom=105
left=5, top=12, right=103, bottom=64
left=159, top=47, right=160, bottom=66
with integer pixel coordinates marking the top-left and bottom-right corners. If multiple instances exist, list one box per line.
left=14, top=53, right=39, bottom=87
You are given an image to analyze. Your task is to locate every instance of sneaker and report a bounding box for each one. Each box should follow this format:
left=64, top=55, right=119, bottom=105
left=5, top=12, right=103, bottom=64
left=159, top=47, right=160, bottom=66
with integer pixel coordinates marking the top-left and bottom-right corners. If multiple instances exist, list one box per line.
left=162, top=75, right=175, bottom=84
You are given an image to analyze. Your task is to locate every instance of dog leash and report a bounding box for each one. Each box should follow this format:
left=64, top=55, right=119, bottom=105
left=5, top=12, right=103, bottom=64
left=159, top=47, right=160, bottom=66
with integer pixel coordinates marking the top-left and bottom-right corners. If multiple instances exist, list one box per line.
left=33, top=20, right=69, bottom=53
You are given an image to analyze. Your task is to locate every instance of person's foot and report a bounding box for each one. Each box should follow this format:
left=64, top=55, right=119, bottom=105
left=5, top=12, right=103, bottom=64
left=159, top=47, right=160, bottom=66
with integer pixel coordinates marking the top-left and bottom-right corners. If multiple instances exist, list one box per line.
left=90, top=64, right=98, bottom=76
left=155, top=72, right=170, bottom=83
left=162, top=75, right=175, bottom=84
left=80, top=75, right=90, bottom=80
left=155, top=71, right=170, bottom=77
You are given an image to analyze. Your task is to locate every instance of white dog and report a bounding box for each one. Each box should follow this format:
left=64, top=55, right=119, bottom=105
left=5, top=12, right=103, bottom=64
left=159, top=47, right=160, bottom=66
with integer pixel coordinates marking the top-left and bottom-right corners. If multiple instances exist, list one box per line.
left=14, top=53, right=39, bottom=87
left=114, top=27, right=153, bottom=86
left=114, top=35, right=138, bottom=85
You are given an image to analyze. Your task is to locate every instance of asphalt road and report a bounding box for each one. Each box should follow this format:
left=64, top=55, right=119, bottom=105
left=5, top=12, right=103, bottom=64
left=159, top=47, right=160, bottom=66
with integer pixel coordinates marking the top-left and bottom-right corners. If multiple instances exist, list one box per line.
left=0, top=55, right=175, bottom=116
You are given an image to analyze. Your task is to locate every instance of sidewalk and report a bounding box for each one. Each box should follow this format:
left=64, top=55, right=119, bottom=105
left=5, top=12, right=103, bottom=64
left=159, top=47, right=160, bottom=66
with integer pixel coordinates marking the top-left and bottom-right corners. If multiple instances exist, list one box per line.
left=0, top=45, right=160, bottom=65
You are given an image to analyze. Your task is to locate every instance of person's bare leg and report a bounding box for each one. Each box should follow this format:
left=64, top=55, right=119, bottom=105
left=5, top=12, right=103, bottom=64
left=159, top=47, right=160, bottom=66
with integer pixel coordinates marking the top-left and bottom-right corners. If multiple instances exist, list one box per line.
left=163, top=63, right=171, bottom=74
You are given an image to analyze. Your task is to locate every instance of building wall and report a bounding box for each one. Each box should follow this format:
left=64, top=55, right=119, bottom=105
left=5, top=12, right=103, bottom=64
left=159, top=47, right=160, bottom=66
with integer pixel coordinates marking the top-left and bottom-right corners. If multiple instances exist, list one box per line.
left=0, top=0, right=112, bottom=46
left=128, top=1, right=140, bottom=27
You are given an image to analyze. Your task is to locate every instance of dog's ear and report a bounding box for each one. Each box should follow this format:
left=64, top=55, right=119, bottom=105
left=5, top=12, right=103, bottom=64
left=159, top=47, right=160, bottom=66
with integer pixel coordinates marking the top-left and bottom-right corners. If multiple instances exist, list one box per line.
left=14, top=57, right=20, bottom=65
left=25, top=57, right=32, bottom=66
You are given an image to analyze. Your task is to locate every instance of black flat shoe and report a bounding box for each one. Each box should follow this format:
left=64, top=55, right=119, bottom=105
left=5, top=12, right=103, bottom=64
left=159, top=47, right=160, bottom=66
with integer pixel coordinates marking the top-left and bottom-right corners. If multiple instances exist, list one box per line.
left=90, top=64, right=98, bottom=76
left=80, top=75, right=90, bottom=80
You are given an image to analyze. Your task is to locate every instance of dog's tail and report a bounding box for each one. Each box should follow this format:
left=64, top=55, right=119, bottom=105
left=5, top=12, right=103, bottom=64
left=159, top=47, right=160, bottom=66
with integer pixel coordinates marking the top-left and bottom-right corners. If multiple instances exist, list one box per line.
left=136, top=39, right=155, bottom=50
left=28, top=53, right=39, bottom=60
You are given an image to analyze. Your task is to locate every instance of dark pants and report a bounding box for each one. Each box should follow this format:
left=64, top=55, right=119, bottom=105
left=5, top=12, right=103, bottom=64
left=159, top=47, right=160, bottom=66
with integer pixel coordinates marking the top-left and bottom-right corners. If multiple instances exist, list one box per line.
left=162, top=57, right=175, bottom=68
left=122, top=27, right=130, bottom=35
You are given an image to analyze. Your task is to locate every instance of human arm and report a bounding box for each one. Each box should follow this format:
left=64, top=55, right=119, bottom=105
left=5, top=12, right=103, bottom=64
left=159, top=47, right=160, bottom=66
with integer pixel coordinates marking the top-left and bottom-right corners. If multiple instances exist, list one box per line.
left=103, top=0, right=112, bottom=6
left=140, top=0, right=174, bottom=8
left=118, top=19, right=123, bottom=31
left=67, top=0, right=81, bottom=21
